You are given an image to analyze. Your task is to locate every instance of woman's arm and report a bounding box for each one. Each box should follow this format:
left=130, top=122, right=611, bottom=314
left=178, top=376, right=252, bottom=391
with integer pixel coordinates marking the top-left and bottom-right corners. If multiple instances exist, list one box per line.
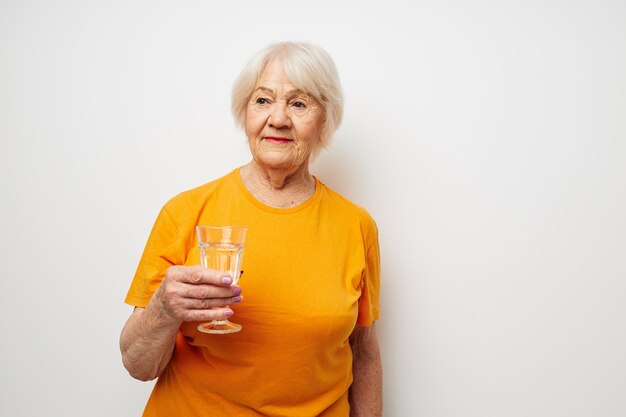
left=120, top=265, right=242, bottom=381
left=349, top=323, right=383, bottom=417
left=120, top=304, right=180, bottom=381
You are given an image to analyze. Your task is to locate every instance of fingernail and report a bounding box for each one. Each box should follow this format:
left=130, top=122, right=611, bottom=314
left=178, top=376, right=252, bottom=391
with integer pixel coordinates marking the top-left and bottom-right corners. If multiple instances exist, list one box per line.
left=225, top=309, right=234, bottom=317
left=232, top=286, right=242, bottom=295
left=222, top=276, right=233, bottom=285
left=232, top=296, right=243, bottom=303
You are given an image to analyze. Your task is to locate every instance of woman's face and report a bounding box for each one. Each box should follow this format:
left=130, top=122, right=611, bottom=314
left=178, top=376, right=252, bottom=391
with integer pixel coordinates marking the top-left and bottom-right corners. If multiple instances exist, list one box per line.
left=245, top=60, right=324, bottom=172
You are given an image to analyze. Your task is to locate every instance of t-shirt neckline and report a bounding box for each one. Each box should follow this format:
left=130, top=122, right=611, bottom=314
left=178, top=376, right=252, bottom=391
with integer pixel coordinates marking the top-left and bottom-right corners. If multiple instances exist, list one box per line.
left=233, top=167, right=322, bottom=214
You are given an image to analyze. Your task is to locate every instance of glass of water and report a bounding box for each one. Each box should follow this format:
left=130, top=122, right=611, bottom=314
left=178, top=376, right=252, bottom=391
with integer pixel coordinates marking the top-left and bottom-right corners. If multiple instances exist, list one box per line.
left=196, top=225, right=248, bottom=334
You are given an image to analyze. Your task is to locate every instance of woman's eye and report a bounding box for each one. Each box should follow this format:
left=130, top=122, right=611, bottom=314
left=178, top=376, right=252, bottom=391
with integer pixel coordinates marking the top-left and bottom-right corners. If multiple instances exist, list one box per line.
left=256, top=98, right=268, bottom=105
left=292, top=101, right=306, bottom=108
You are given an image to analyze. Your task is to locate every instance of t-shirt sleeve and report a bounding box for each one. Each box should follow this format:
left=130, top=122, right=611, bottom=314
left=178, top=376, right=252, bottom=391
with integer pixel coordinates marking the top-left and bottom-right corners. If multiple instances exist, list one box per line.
left=356, top=232, right=381, bottom=327
left=124, top=205, right=185, bottom=307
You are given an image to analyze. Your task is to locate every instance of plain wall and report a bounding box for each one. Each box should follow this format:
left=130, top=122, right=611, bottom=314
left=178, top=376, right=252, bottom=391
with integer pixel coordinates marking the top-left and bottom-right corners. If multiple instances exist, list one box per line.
left=1, top=1, right=625, bottom=416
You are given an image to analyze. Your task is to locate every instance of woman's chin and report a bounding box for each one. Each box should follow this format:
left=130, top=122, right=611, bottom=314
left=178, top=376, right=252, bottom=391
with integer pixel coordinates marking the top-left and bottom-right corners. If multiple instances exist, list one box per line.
left=255, top=152, right=305, bottom=170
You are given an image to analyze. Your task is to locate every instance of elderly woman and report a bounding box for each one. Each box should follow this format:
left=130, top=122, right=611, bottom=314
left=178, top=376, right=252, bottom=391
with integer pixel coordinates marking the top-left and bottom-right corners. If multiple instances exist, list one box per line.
left=120, top=42, right=382, bottom=416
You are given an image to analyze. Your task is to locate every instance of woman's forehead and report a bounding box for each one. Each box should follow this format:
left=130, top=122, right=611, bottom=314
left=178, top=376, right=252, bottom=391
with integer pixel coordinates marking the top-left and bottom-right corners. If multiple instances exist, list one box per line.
left=253, top=59, right=318, bottom=101
left=252, top=85, right=307, bottom=98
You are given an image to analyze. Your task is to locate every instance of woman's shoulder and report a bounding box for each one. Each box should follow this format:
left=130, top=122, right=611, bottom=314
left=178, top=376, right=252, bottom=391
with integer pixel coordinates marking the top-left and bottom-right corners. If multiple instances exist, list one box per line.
left=319, top=179, right=373, bottom=213
left=318, top=179, right=378, bottom=235
left=161, top=169, right=238, bottom=214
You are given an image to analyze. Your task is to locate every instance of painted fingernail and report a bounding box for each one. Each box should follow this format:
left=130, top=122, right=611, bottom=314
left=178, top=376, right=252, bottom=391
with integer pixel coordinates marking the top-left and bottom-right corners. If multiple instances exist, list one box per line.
left=232, top=286, right=242, bottom=295
left=224, top=309, right=234, bottom=317
left=222, top=276, right=233, bottom=285
left=232, top=296, right=243, bottom=303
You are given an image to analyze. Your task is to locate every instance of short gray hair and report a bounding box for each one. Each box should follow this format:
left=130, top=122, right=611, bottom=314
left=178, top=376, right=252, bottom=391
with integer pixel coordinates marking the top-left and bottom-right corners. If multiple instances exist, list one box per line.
left=231, top=42, right=344, bottom=151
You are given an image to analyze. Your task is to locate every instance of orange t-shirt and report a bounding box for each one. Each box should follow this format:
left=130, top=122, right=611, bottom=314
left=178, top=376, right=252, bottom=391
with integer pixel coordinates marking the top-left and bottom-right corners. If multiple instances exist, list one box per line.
left=125, top=168, right=380, bottom=416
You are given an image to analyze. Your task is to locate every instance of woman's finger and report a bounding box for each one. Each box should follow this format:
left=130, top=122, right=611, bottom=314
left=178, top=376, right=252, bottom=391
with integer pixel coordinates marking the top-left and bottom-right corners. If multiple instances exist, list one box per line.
left=168, top=265, right=234, bottom=286
left=181, top=307, right=235, bottom=322
left=178, top=283, right=242, bottom=300
left=178, top=295, right=243, bottom=310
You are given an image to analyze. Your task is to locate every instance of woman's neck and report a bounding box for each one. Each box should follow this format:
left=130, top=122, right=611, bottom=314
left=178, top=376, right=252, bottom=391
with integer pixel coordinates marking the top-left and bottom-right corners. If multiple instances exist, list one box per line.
left=240, top=161, right=316, bottom=208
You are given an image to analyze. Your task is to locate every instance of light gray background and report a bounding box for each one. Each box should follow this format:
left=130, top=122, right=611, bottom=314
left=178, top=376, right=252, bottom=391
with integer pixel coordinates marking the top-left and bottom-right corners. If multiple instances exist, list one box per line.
left=1, top=1, right=625, bottom=416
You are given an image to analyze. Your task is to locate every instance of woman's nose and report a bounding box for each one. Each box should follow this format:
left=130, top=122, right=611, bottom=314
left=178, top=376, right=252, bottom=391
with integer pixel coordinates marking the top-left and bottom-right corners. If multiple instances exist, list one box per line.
left=268, top=102, right=291, bottom=128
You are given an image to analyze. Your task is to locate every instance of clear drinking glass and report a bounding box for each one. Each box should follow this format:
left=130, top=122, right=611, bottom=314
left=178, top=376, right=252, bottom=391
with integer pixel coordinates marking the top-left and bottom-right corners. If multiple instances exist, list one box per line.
left=196, top=225, right=248, bottom=334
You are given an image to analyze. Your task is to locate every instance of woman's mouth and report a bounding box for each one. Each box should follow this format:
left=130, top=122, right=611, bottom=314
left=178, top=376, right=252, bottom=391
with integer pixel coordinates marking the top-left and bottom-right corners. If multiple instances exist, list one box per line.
left=264, top=136, right=292, bottom=144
